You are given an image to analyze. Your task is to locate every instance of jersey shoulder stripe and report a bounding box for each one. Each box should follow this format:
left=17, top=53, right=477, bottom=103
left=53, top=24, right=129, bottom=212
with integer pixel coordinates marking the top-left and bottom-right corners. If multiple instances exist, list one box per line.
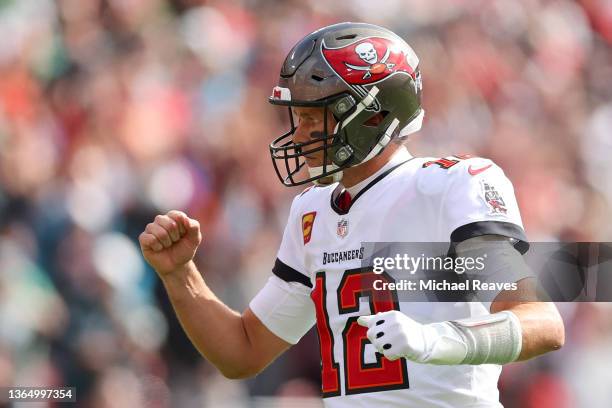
left=272, top=258, right=312, bottom=288
left=451, top=221, right=529, bottom=254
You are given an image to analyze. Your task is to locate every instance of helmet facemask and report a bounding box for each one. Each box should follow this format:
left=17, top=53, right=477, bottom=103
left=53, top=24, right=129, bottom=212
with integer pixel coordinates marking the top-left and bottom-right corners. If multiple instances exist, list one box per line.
left=270, top=87, right=388, bottom=187
left=270, top=95, right=347, bottom=187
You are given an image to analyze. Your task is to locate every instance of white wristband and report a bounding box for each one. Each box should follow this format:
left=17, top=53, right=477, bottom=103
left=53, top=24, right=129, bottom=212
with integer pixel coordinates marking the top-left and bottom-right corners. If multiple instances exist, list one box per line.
left=358, top=310, right=522, bottom=366
left=424, top=311, right=523, bottom=365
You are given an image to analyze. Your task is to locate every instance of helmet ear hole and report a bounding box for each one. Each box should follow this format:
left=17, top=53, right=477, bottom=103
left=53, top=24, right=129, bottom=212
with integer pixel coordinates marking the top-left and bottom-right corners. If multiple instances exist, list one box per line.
left=364, top=111, right=388, bottom=127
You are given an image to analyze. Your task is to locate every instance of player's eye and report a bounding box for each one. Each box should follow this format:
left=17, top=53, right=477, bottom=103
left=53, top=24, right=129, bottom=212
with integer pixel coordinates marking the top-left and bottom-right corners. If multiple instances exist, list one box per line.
left=299, top=116, right=320, bottom=126
left=292, top=108, right=324, bottom=127
left=309, top=130, right=325, bottom=139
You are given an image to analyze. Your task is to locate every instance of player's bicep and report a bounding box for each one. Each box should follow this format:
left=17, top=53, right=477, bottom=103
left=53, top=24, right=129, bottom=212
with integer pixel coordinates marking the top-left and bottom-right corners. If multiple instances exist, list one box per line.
left=455, top=235, right=535, bottom=310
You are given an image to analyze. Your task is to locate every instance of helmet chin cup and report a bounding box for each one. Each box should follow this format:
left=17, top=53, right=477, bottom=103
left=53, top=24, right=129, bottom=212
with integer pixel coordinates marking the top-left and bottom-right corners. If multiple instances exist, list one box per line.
left=308, top=165, right=343, bottom=185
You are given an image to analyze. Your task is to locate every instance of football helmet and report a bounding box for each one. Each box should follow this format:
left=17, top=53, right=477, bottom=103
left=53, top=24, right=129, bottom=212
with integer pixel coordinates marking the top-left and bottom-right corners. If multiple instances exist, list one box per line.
left=269, top=22, right=424, bottom=186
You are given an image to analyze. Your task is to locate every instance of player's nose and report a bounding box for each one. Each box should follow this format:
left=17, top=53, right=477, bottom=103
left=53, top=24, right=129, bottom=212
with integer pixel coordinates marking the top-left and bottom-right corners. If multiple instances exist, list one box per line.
left=292, top=124, right=311, bottom=145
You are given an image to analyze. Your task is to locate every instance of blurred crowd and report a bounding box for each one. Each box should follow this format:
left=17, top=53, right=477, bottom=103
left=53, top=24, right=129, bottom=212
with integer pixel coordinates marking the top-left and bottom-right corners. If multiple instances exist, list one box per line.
left=0, top=0, right=611, bottom=406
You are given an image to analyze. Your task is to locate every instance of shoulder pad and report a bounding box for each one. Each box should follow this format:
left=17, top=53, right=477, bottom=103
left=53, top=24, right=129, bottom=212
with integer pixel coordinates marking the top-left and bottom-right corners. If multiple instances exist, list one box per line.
left=290, top=183, right=336, bottom=214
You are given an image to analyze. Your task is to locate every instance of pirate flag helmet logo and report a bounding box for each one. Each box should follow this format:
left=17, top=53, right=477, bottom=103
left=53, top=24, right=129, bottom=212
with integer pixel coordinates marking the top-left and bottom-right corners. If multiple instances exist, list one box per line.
left=322, top=37, right=418, bottom=86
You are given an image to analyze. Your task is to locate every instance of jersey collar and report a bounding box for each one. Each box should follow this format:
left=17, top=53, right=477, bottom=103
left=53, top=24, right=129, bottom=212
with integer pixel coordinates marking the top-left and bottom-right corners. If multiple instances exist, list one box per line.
left=344, top=148, right=413, bottom=197
left=331, top=148, right=414, bottom=215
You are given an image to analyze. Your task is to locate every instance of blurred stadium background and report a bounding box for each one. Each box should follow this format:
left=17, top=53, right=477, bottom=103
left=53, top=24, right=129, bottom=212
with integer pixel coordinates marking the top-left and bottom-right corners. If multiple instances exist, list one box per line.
left=1, top=0, right=612, bottom=406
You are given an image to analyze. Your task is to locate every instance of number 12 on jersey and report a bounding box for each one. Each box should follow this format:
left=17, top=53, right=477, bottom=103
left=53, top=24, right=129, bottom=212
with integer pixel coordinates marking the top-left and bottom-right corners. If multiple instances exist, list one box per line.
left=311, top=267, right=410, bottom=397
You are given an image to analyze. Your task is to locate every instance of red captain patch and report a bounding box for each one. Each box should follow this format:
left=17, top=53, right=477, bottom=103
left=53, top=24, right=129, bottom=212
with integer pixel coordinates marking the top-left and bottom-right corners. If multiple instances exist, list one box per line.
left=322, top=37, right=416, bottom=85
left=302, top=212, right=317, bottom=245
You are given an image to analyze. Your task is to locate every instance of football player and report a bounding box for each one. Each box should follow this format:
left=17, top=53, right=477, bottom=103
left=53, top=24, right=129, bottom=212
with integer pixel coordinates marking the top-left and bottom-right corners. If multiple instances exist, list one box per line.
left=139, top=23, right=564, bottom=407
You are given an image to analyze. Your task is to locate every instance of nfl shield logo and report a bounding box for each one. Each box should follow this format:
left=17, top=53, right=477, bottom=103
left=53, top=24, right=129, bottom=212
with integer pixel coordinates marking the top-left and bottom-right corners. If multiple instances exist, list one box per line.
left=337, top=219, right=349, bottom=238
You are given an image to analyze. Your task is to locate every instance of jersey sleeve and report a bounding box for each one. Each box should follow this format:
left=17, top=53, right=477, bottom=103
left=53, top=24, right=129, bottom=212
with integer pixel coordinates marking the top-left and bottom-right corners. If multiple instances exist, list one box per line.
left=440, top=158, right=529, bottom=254
left=249, top=194, right=315, bottom=344
left=439, top=158, right=532, bottom=308
left=249, top=275, right=315, bottom=344
left=272, top=194, right=312, bottom=287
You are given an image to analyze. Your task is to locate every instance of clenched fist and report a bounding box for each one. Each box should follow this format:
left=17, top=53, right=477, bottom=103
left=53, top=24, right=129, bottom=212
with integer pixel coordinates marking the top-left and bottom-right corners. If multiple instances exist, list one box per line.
left=139, top=210, right=202, bottom=276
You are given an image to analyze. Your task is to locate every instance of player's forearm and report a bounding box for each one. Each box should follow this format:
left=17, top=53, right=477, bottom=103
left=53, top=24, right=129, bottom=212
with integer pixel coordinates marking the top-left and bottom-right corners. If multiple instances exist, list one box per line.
left=360, top=302, right=564, bottom=366
left=160, top=261, right=256, bottom=378
left=502, top=302, right=565, bottom=361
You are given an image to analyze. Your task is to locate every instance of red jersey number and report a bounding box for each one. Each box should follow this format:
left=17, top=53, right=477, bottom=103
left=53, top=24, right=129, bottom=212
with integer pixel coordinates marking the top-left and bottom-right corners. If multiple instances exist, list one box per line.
left=311, top=268, right=409, bottom=397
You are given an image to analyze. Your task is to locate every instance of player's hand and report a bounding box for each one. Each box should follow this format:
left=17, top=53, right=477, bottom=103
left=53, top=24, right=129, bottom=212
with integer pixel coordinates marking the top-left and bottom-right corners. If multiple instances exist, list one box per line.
left=139, top=210, right=202, bottom=276
left=358, top=311, right=432, bottom=362
left=358, top=311, right=468, bottom=364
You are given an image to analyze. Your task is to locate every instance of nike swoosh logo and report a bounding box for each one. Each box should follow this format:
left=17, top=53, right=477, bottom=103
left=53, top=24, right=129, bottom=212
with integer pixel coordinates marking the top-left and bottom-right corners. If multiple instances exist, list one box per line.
left=468, top=163, right=492, bottom=176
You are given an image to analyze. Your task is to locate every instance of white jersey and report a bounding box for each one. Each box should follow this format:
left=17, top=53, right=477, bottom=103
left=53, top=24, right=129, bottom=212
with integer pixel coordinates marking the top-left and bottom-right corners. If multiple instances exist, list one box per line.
left=250, top=150, right=529, bottom=408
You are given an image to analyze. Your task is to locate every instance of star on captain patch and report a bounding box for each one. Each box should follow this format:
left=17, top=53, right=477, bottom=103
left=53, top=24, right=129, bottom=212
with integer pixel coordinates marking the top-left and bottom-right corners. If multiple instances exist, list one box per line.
left=337, top=218, right=349, bottom=238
